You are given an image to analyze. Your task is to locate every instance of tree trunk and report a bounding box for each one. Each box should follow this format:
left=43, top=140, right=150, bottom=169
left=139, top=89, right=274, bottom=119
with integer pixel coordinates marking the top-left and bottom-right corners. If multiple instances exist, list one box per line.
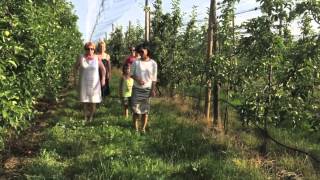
left=261, top=65, right=272, bottom=154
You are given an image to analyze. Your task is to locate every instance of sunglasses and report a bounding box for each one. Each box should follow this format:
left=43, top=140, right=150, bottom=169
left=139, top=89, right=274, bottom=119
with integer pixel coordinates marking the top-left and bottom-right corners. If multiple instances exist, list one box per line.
left=85, top=48, right=95, bottom=51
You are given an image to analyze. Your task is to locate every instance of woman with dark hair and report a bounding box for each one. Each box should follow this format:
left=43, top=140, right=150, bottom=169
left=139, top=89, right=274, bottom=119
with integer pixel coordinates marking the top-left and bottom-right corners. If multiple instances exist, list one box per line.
left=130, top=43, right=157, bottom=133
left=74, top=42, right=106, bottom=122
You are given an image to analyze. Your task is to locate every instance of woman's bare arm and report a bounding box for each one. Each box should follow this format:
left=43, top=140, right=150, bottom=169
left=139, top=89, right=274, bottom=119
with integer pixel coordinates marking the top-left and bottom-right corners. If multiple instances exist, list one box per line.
left=98, top=60, right=106, bottom=87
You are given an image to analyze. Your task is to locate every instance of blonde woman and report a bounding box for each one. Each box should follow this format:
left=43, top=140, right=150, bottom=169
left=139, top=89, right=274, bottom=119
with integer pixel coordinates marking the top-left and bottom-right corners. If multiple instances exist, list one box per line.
left=74, top=42, right=106, bottom=122
left=97, top=40, right=111, bottom=97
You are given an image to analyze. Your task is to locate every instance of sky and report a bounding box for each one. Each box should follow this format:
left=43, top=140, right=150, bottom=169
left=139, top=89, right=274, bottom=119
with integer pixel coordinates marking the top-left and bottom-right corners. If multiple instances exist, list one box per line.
left=70, top=0, right=301, bottom=42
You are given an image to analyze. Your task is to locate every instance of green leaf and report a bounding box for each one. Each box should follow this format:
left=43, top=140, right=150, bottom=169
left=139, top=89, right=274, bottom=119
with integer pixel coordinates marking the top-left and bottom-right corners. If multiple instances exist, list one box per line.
left=0, top=75, right=6, bottom=80
left=7, top=60, right=17, bottom=68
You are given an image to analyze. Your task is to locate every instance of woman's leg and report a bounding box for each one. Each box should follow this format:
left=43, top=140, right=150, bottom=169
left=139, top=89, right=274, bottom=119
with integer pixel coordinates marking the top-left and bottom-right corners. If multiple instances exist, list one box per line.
left=124, top=105, right=129, bottom=118
left=88, top=103, right=96, bottom=121
left=132, top=113, right=139, bottom=131
left=83, top=103, right=89, bottom=121
left=141, top=114, right=148, bottom=132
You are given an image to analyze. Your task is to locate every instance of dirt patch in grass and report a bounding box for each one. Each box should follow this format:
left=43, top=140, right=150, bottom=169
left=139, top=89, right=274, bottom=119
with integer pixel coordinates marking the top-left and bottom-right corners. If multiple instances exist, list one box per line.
left=0, top=90, right=70, bottom=179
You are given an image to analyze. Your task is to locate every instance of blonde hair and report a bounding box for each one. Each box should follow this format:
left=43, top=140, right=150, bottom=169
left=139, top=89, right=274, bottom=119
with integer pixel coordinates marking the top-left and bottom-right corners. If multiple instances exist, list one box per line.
left=84, top=42, right=95, bottom=50
left=97, top=40, right=106, bottom=53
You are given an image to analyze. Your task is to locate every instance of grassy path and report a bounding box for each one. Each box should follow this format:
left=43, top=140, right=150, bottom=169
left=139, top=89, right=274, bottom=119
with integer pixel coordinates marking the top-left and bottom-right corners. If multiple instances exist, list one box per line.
left=2, top=71, right=271, bottom=179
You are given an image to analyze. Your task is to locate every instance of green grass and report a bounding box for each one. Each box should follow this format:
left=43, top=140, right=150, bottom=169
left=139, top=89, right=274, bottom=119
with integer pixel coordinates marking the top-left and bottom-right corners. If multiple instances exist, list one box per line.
left=17, top=69, right=319, bottom=179
left=232, top=122, right=320, bottom=180
left=22, top=91, right=268, bottom=179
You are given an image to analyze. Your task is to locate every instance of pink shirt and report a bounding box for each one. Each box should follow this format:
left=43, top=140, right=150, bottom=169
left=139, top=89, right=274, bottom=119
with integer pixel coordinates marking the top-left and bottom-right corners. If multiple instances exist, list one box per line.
left=125, top=55, right=136, bottom=65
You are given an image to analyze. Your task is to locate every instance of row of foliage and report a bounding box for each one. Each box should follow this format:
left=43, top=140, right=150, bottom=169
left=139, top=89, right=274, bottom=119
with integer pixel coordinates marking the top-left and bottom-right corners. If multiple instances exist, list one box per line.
left=106, top=0, right=319, bottom=138
left=107, top=24, right=144, bottom=67
left=218, top=0, right=320, bottom=131
left=0, top=0, right=83, bottom=150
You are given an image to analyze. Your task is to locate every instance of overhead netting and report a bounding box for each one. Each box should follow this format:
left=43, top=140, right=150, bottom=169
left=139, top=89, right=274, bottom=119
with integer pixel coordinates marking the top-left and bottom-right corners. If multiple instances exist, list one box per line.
left=89, top=0, right=138, bottom=42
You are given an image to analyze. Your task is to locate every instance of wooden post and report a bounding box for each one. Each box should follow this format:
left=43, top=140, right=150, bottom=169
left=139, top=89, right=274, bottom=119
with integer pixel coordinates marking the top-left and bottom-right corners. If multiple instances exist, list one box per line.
left=145, top=0, right=150, bottom=42
left=205, top=0, right=214, bottom=124
left=126, top=21, right=132, bottom=39
left=207, top=0, right=221, bottom=129
left=212, top=0, right=221, bottom=130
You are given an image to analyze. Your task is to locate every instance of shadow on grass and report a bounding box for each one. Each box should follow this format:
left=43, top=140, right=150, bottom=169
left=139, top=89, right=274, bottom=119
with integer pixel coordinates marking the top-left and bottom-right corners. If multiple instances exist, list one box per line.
left=146, top=101, right=228, bottom=162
